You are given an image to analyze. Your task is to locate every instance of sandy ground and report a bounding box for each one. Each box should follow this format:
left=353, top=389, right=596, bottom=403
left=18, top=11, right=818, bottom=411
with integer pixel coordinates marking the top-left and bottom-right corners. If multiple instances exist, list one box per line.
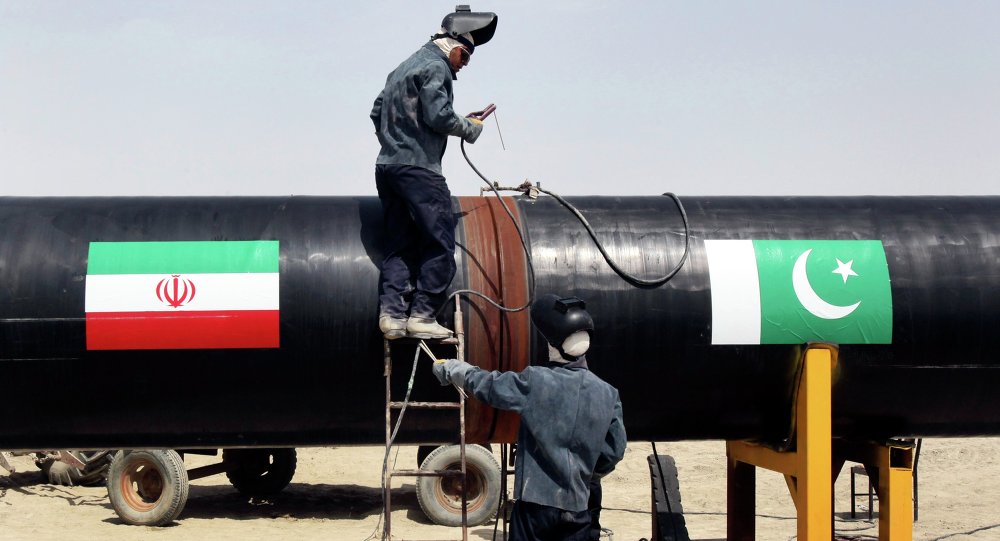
left=2, top=438, right=999, bottom=541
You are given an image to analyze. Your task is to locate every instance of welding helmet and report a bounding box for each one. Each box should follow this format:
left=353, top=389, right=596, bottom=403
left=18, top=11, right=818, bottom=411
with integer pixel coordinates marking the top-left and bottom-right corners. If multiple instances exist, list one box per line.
left=432, top=5, right=498, bottom=53
left=531, top=294, right=594, bottom=361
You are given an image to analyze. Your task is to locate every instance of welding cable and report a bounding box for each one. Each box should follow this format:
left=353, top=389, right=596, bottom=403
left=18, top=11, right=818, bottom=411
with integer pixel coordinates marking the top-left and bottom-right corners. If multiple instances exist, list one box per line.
left=536, top=186, right=691, bottom=289
left=650, top=441, right=670, bottom=518
left=388, top=346, right=422, bottom=446
left=373, top=346, right=422, bottom=541
left=457, top=139, right=690, bottom=293
left=491, top=443, right=509, bottom=541
left=433, top=140, right=537, bottom=318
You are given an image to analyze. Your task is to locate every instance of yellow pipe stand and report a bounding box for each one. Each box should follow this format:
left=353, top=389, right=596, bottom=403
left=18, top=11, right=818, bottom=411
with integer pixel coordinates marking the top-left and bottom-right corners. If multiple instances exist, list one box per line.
left=725, top=344, right=914, bottom=541
left=835, top=439, right=916, bottom=541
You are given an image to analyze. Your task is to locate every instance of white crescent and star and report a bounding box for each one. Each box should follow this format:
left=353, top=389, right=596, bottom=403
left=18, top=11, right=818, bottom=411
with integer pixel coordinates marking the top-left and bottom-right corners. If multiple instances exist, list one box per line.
left=832, top=258, right=858, bottom=283
left=792, top=249, right=861, bottom=320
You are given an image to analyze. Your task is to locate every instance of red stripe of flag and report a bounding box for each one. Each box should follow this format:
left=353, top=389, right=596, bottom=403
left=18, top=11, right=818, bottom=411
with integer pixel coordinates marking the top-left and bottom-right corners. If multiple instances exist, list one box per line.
left=87, top=310, right=279, bottom=350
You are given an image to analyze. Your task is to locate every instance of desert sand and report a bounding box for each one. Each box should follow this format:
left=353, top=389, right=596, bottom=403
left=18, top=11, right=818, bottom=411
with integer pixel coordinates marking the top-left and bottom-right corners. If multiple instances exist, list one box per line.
left=2, top=438, right=999, bottom=540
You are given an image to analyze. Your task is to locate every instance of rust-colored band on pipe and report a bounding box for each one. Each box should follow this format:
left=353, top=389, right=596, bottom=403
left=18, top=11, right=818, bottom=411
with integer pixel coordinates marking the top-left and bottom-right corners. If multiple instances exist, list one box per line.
left=457, top=196, right=530, bottom=444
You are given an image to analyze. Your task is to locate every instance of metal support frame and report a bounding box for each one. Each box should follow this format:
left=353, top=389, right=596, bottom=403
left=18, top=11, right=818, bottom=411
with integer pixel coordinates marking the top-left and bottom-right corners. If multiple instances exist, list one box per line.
left=835, top=439, right=915, bottom=541
left=725, top=344, right=915, bottom=541
left=727, top=344, right=835, bottom=541
left=382, top=297, right=469, bottom=541
left=849, top=465, right=874, bottom=520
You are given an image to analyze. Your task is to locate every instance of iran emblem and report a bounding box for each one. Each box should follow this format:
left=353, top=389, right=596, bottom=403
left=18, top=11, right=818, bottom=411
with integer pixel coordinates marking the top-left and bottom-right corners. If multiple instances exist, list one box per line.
left=156, top=275, right=197, bottom=308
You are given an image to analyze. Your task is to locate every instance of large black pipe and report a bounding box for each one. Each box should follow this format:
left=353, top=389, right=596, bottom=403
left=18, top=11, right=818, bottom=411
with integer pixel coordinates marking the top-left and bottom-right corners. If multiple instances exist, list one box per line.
left=1, top=195, right=998, bottom=450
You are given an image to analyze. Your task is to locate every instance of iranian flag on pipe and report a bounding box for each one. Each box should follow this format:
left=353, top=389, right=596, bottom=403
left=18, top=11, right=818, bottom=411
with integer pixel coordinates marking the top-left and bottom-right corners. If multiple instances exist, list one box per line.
left=705, top=239, right=892, bottom=345
left=85, top=241, right=280, bottom=350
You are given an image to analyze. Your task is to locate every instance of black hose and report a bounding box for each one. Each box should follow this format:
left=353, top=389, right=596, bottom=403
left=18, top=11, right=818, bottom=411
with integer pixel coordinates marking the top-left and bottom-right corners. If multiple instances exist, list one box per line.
left=441, top=140, right=694, bottom=318
left=454, top=138, right=690, bottom=297
left=492, top=443, right=509, bottom=541
left=537, top=187, right=691, bottom=289
left=434, top=140, right=537, bottom=317
left=460, top=138, right=536, bottom=299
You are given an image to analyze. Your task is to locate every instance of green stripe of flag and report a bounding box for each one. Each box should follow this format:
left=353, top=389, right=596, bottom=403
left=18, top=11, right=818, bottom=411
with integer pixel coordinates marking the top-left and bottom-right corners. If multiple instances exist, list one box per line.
left=754, top=239, right=892, bottom=344
left=87, top=241, right=279, bottom=275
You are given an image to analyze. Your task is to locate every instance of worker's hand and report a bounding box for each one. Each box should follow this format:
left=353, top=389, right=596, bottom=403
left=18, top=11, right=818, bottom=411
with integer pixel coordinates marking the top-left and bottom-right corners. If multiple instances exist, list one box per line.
left=467, top=104, right=495, bottom=120
left=432, top=358, right=472, bottom=388
left=462, top=116, right=484, bottom=144
left=432, top=359, right=456, bottom=386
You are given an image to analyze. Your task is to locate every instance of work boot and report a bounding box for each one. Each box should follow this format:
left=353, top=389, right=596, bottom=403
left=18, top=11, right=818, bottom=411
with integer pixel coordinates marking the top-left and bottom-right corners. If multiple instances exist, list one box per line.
left=379, top=315, right=408, bottom=340
left=406, top=317, right=453, bottom=340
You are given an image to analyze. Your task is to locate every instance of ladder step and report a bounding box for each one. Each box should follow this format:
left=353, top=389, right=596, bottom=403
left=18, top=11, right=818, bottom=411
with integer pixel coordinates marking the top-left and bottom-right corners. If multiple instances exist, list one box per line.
left=389, top=401, right=461, bottom=409
left=386, top=337, right=460, bottom=346
left=389, top=469, right=464, bottom=478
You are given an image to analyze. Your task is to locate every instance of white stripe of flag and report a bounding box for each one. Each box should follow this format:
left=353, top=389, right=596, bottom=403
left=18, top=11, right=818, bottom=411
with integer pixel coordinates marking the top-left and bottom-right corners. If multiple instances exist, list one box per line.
left=85, top=273, right=279, bottom=313
left=704, top=240, right=761, bottom=345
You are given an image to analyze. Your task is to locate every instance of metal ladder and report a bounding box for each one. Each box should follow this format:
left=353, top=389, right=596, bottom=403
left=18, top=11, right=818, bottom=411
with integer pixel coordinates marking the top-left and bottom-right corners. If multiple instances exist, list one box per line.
left=382, top=299, right=469, bottom=541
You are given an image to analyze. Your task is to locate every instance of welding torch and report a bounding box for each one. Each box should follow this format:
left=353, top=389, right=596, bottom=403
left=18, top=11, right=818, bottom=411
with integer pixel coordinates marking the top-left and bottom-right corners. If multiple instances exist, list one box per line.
left=418, top=340, right=467, bottom=398
left=466, top=103, right=505, bottom=149
left=418, top=340, right=444, bottom=364
left=467, top=103, right=496, bottom=121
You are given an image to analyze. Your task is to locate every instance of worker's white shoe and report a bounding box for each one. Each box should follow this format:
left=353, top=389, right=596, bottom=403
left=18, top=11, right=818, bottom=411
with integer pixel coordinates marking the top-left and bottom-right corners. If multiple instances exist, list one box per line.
left=406, top=317, right=453, bottom=340
left=379, top=315, right=408, bottom=340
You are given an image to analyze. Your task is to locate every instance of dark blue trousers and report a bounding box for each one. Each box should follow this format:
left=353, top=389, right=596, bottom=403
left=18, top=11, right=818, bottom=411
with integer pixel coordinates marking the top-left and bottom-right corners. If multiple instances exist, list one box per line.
left=509, top=500, right=592, bottom=541
left=375, top=164, right=457, bottom=319
left=588, top=478, right=603, bottom=540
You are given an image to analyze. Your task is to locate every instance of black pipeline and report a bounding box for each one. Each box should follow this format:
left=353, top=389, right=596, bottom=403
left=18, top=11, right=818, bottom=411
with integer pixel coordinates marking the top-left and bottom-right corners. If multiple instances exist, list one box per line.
left=2, top=196, right=1000, bottom=449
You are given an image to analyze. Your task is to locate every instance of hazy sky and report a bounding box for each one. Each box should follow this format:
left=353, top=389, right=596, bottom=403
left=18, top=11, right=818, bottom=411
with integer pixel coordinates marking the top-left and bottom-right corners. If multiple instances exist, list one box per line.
left=2, top=1, right=998, bottom=196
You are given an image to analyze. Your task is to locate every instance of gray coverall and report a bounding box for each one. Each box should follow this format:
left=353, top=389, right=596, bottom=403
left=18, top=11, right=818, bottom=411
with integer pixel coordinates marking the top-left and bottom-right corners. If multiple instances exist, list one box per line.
left=436, top=356, right=627, bottom=540
left=370, top=42, right=482, bottom=319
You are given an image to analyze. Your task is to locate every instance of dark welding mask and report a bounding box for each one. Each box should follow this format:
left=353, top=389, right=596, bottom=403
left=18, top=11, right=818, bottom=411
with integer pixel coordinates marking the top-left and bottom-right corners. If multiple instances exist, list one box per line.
left=431, top=5, right=498, bottom=54
left=531, top=294, right=595, bottom=361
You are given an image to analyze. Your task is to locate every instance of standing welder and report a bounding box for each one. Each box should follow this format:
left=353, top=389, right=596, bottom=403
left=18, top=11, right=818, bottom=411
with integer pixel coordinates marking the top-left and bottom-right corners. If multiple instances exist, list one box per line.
left=433, top=295, right=627, bottom=540
left=371, top=6, right=498, bottom=340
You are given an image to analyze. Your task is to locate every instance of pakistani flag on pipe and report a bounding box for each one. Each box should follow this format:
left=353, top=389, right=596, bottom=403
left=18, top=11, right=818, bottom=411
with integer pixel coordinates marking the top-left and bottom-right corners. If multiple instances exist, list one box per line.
left=705, top=240, right=892, bottom=345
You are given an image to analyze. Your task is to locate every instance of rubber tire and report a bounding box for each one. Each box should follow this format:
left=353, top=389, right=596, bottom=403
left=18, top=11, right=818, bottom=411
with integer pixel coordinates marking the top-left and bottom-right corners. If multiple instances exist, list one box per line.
left=223, top=448, right=297, bottom=496
left=649, top=454, right=691, bottom=541
left=418, top=444, right=491, bottom=468
left=106, top=450, right=189, bottom=526
left=415, top=444, right=501, bottom=527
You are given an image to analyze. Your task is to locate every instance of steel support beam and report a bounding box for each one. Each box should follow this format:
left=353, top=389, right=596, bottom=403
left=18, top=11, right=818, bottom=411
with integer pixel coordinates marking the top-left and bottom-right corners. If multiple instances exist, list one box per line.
left=727, top=344, right=835, bottom=541
left=727, top=344, right=914, bottom=541
left=836, top=439, right=915, bottom=541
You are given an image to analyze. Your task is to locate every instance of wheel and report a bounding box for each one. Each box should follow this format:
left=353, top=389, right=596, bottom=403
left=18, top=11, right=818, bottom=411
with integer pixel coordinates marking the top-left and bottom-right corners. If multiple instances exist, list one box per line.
left=415, top=444, right=501, bottom=527
left=39, top=451, right=114, bottom=486
left=223, top=448, right=297, bottom=496
left=418, top=444, right=491, bottom=468
left=106, top=450, right=189, bottom=526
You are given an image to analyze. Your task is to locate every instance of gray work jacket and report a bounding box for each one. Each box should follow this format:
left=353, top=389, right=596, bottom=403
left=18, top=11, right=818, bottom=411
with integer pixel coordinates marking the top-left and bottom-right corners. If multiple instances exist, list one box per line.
left=450, top=357, right=627, bottom=512
left=370, top=42, right=482, bottom=175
